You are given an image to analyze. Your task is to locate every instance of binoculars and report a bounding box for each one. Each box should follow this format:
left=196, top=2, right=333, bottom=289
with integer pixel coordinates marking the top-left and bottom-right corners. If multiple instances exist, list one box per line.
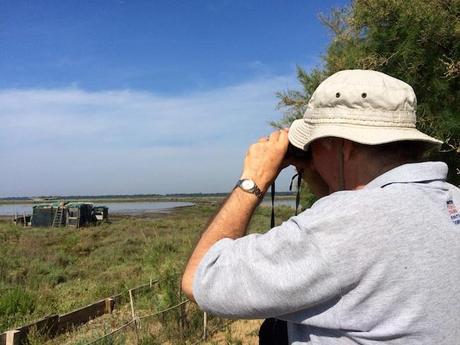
left=285, top=143, right=311, bottom=161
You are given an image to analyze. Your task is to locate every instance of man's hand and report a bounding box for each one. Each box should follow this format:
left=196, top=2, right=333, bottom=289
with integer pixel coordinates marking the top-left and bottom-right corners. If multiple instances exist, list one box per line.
left=241, top=129, right=290, bottom=193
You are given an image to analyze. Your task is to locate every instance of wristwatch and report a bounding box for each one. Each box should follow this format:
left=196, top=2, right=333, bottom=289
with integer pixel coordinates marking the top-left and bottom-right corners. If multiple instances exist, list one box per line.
left=235, top=179, right=264, bottom=199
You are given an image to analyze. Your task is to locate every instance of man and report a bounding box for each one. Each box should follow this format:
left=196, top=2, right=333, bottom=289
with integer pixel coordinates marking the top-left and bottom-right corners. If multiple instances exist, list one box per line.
left=182, top=70, right=460, bottom=344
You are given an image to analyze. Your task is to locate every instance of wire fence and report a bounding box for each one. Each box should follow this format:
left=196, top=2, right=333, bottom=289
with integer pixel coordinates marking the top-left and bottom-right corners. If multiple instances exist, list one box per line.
left=41, top=278, right=230, bottom=345
left=1, top=277, right=232, bottom=345
left=0, top=274, right=240, bottom=345
left=81, top=279, right=229, bottom=345
left=84, top=300, right=193, bottom=345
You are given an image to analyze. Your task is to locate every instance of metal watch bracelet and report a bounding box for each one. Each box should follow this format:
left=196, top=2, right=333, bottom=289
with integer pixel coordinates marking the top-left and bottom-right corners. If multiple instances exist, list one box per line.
left=235, top=179, right=264, bottom=200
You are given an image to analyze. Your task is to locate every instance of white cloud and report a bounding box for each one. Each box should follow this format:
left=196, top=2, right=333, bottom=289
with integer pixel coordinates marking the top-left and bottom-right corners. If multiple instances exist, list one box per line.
left=0, top=75, right=299, bottom=196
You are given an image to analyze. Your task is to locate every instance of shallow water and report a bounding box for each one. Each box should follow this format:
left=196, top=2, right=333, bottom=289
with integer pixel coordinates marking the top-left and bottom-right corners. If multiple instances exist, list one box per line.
left=0, top=201, right=194, bottom=216
left=260, top=199, right=297, bottom=208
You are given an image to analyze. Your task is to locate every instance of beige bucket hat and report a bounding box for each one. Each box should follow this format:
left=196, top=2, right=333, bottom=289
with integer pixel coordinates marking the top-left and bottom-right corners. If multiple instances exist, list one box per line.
left=288, top=69, right=442, bottom=150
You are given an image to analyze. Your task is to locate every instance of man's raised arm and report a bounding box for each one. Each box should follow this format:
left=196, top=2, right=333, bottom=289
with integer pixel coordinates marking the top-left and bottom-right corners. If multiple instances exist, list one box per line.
left=181, top=129, right=289, bottom=301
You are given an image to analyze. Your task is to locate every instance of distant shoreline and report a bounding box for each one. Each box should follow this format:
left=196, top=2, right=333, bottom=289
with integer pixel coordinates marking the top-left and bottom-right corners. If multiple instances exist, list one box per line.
left=0, top=193, right=296, bottom=205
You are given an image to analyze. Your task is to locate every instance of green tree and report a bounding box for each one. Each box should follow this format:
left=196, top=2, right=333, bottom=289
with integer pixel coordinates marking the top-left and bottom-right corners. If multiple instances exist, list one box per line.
left=274, top=0, right=459, bottom=192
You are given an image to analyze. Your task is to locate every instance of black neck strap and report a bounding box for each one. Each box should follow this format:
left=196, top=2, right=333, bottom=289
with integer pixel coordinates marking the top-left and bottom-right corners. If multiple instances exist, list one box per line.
left=295, top=171, right=302, bottom=216
left=289, top=171, right=302, bottom=216
left=271, top=171, right=303, bottom=228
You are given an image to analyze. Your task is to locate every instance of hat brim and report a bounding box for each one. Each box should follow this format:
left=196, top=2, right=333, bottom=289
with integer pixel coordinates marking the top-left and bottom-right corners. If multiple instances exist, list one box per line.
left=288, top=119, right=443, bottom=150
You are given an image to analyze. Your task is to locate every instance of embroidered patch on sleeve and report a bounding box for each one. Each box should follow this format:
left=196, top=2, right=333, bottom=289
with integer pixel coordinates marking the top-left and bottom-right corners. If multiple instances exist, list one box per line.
left=447, top=200, right=460, bottom=225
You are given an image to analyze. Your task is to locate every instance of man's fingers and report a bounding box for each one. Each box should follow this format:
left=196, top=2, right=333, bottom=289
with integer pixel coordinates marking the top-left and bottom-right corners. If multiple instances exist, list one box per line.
left=267, top=129, right=289, bottom=146
left=269, top=130, right=281, bottom=142
left=258, top=136, right=269, bottom=143
left=258, top=129, right=289, bottom=144
left=278, top=128, right=289, bottom=143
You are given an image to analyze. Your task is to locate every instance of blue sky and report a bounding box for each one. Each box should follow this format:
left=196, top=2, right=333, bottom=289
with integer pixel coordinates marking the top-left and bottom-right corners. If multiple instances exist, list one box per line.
left=0, top=0, right=348, bottom=197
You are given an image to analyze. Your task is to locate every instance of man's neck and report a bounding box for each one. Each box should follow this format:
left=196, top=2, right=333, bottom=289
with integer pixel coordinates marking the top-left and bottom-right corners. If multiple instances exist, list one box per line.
left=349, top=161, right=408, bottom=191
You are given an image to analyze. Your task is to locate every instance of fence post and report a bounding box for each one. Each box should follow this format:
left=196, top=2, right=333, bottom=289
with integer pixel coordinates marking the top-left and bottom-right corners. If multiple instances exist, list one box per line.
left=129, top=289, right=140, bottom=344
left=5, top=330, right=21, bottom=345
left=202, top=312, right=208, bottom=341
left=105, top=298, right=114, bottom=314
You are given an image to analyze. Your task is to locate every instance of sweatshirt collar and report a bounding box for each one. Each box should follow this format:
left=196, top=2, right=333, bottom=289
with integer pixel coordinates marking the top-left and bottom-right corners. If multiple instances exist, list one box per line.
left=365, top=161, right=448, bottom=189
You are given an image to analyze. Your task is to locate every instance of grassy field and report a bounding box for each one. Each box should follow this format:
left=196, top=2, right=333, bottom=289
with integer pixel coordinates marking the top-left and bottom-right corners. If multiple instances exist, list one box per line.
left=0, top=199, right=296, bottom=344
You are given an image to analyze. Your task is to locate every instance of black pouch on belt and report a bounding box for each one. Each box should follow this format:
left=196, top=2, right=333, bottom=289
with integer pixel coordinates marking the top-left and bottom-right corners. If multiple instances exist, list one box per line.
left=259, top=317, right=288, bottom=345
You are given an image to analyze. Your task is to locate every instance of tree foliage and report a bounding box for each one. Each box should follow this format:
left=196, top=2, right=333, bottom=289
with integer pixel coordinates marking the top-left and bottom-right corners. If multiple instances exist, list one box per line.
left=274, top=0, right=459, bottom=185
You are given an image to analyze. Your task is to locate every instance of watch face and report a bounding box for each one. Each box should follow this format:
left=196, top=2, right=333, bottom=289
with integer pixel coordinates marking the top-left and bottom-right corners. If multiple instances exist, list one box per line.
left=241, top=179, right=255, bottom=190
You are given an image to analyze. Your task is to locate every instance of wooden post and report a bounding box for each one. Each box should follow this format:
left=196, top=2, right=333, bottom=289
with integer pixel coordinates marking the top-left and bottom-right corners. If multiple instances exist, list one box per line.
left=5, top=330, right=21, bottom=345
left=129, top=290, right=136, bottom=322
left=202, top=312, right=208, bottom=341
left=105, top=298, right=114, bottom=314
left=128, top=289, right=140, bottom=343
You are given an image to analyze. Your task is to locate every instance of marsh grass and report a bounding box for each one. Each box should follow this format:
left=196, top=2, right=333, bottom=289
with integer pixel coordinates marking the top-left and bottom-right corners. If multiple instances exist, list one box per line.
left=0, top=201, right=295, bottom=343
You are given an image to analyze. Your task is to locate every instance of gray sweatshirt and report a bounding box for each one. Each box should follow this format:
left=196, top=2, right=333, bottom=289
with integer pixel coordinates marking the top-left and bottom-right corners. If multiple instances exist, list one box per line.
left=193, top=162, right=460, bottom=344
